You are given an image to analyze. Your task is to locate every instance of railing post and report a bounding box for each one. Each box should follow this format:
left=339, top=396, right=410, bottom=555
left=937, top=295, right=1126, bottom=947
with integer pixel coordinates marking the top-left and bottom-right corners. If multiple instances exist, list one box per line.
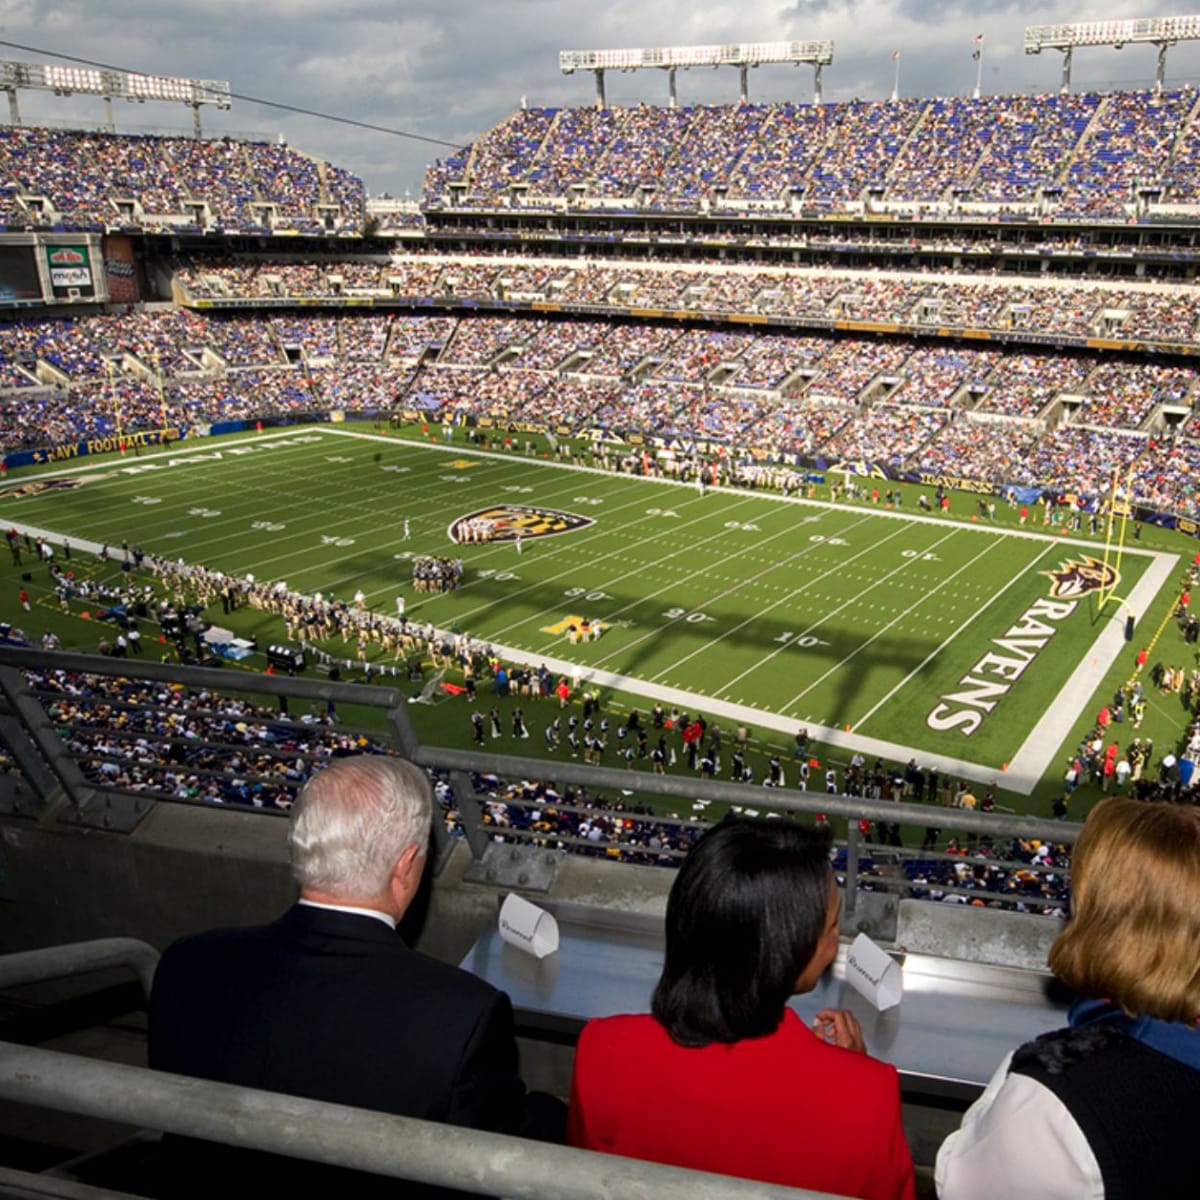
left=384, top=693, right=421, bottom=761
left=0, top=666, right=94, bottom=812
left=450, top=768, right=492, bottom=861
left=844, top=820, right=860, bottom=915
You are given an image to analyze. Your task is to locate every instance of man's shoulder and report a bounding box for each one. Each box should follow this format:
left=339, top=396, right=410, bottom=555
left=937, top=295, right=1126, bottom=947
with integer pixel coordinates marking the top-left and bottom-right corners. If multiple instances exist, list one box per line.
left=160, top=919, right=278, bottom=965
left=173, top=911, right=498, bottom=1001
left=401, top=943, right=506, bottom=1009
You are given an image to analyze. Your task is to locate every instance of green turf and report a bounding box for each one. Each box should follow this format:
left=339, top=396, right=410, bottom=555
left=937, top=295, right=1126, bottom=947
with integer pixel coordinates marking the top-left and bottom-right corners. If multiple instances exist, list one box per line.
left=0, top=420, right=1192, bottom=821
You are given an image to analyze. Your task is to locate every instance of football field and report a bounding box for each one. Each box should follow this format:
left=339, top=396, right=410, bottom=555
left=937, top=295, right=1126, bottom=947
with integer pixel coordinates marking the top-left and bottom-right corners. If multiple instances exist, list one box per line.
left=0, top=424, right=1176, bottom=793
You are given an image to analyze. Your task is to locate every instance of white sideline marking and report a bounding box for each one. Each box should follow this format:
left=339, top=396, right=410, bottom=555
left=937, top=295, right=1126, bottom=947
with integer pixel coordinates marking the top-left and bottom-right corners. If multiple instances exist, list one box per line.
left=1003, top=551, right=1179, bottom=792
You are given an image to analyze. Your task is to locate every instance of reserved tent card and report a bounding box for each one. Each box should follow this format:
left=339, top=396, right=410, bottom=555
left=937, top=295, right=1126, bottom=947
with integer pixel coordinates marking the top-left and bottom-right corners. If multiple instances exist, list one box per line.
left=498, top=893, right=559, bottom=959
left=845, top=932, right=903, bottom=1010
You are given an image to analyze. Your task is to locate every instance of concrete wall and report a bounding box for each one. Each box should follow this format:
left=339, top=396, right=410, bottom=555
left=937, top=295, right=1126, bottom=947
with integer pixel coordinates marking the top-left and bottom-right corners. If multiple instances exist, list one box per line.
left=1, top=799, right=1060, bottom=974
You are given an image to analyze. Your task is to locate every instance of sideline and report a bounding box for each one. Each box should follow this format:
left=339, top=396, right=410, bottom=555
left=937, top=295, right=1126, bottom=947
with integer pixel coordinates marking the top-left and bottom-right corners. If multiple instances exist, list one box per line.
left=1003, top=551, right=1178, bottom=792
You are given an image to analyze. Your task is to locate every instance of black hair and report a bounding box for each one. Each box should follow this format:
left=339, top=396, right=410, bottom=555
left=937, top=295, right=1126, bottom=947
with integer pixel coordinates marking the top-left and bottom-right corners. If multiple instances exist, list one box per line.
left=652, top=816, right=835, bottom=1047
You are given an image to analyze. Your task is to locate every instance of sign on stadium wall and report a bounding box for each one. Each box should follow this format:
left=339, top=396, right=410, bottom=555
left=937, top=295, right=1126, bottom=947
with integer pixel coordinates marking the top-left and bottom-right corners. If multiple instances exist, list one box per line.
left=5, top=426, right=181, bottom=469
left=44, top=244, right=94, bottom=300
left=102, top=236, right=139, bottom=305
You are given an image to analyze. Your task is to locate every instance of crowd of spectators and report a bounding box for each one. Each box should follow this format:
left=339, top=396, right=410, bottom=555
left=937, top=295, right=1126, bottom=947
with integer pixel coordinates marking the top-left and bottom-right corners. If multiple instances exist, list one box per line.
left=422, top=89, right=1200, bottom=217
left=2, top=293, right=1200, bottom=515
left=468, top=775, right=703, bottom=866
left=0, top=127, right=364, bottom=233
left=27, top=668, right=389, bottom=809
left=7, top=306, right=1200, bottom=513
left=173, top=254, right=1200, bottom=350
left=893, top=838, right=1072, bottom=915
left=20, top=653, right=1084, bottom=906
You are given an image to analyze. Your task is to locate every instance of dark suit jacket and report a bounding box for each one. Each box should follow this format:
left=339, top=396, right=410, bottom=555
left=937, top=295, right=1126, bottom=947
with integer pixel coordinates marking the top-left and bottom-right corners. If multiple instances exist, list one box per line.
left=149, top=904, right=549, bottom=1194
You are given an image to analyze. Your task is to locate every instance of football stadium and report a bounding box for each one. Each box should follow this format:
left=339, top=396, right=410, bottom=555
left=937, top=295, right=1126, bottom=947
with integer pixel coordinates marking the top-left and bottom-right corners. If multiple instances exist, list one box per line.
left=1, top=15, right=1199, bottom=1200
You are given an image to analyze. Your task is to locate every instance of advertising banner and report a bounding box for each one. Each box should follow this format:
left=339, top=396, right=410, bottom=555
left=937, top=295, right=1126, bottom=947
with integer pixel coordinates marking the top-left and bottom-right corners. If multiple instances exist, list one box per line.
left=44, top=244, right=95, bottom=300
left=101, top=235, right=139, bottom=304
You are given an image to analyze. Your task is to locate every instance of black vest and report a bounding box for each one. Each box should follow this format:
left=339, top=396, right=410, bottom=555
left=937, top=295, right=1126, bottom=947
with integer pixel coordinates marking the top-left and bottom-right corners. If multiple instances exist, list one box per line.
left=1011, top=1025, right=1199, bottom=1200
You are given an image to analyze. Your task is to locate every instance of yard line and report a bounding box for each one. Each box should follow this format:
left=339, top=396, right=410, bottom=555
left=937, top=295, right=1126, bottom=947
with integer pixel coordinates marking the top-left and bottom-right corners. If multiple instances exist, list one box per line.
left=779, top=533, right=1007, bottom=709
left=638, top=516, right=926, bottom=686
left=702, top=524, right=965, bottom=696
left=454, top=492, right=766, bottom=631
left=850, top=539, right=1060, bottom=731
left=585, top=512, right=886, bottom=668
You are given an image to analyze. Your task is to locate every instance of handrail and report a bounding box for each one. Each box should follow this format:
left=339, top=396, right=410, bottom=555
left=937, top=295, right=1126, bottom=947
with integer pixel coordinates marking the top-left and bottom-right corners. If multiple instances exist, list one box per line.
left=0, top=939, right=159, bottom=1001
left=0, top=646, right=1082, bottom=845
left=0, top=1041, right=841, bottom=1199
left=0, top=1164, right=149, bottom=1200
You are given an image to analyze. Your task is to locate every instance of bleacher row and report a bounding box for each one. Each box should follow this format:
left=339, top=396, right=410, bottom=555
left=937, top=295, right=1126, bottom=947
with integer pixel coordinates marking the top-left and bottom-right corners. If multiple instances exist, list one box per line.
left=2, top=307, right=1200, bottom=508
left=2, top=308, right=1199, bottom=511
left=0, top=127, right=365, bottom=234
left=176, top=256, right=1200, bottom=349
left=0, top=90, right=1196, bottom=235
left=425, top=90, right=1200, bottom=215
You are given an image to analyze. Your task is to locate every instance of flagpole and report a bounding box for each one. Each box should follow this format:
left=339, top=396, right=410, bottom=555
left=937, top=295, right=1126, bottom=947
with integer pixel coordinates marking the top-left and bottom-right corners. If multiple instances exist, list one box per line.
left=973, top=38, right=984, bottom=99
left=154, top=350, right=168, bottom=429
left=891, top=52, right=900, bottom=102
left=105, top=359, right=126, bottom=456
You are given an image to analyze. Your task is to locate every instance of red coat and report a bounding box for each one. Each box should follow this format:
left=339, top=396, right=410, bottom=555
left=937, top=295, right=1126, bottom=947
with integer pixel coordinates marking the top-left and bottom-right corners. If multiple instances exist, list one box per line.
left=568, top=1009, right=914, bottom=1200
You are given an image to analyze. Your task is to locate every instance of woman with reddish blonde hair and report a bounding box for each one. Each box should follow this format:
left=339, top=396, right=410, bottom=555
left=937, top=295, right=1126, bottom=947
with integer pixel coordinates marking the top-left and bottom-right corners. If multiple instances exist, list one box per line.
left=937, top=797, right=1200, bottom=1199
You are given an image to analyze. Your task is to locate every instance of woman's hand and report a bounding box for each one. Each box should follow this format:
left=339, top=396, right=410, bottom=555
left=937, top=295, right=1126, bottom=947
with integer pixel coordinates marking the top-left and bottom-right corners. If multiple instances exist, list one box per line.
left=812, top=1008, right=866, bottom=1053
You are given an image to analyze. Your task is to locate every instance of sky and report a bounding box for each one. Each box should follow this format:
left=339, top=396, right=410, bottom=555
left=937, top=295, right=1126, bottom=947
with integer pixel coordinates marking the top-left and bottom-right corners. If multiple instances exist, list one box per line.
left=0, top=2, right=1198, bottom=196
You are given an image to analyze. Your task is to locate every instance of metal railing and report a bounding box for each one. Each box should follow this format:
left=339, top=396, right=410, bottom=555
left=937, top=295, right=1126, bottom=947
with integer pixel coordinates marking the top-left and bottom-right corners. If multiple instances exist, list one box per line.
left=0, top=646, right=1083, bottom=908
left=0, top=1040, right=839, bottom=1199
left=0, top=939, right=158, bottom=1001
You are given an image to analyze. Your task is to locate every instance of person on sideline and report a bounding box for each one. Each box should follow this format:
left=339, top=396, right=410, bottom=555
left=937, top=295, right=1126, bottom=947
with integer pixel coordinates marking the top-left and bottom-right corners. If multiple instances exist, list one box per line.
left=568, top=817, right=914, bottom=1200
left=937, top=797, right=1200, bottom=1199
left=150, top=755, right=563, bottom=1192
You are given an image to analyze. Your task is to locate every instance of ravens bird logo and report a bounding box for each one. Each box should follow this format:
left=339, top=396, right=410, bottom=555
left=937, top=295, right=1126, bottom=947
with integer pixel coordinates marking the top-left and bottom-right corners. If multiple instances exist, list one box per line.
left=1043, top=556, right=1119, bottom=600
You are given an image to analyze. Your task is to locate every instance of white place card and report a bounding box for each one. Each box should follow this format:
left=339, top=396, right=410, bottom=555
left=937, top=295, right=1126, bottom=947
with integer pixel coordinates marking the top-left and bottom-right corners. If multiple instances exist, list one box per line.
left=845, top=932, right=903, bottom=1010
left=498, top=892, right=559, bottom=959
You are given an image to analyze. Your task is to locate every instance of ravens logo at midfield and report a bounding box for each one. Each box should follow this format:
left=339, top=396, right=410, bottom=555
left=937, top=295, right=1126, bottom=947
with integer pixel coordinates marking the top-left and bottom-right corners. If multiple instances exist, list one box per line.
left=449, top=505, right=594, bottom=543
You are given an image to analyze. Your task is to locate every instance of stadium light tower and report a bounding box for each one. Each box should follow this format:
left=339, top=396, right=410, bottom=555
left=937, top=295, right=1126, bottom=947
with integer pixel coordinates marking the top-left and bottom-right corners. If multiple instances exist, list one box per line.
left=1025, top=16, right=1200, bottom=93
left=0, top=59, right=231, bottom=136
left=559, top=41, right=835, bottom=109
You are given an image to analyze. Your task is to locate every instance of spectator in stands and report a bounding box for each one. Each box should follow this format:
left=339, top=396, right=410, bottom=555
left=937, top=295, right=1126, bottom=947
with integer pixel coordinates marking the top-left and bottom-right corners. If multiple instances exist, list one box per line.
left=568, top=816, right=914, bottom=1200
left=149, top=755, right=563, bottom=1194
left=936, top=797, right=1200, bottom=1199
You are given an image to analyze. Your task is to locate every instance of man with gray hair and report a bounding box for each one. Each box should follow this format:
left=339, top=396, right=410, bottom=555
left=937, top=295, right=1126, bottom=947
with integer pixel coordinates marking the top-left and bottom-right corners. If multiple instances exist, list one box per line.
left=150, top=755, right=562, bottom=1191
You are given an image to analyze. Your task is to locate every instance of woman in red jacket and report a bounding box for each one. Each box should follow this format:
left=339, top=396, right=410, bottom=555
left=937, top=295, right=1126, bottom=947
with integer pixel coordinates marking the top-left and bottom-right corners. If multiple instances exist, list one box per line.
left=568, top=817, right=914, bottom=1200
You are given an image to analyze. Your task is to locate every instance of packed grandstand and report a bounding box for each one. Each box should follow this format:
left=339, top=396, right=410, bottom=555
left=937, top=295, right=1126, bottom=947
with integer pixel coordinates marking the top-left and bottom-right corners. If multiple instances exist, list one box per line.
left=0, top=89, right=1199, bottom=530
